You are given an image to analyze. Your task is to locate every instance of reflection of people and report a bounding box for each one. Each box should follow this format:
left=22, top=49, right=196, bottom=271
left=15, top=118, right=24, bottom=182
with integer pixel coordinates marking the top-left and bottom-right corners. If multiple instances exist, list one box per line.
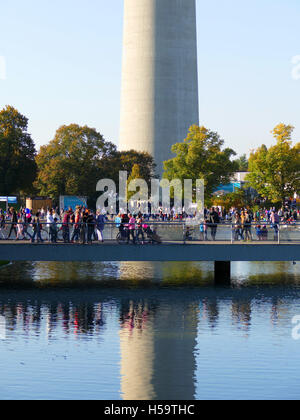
left=119, top=301, right=151, bottom=333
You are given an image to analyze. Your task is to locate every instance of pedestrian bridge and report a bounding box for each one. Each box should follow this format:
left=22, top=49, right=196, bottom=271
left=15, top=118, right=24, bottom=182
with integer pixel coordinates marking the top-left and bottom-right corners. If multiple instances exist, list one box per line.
left=0, top=240, right=299, bottom=262
left=1, top=221, right=299, bottom=284
left=1, top=241, right=299, bottom=285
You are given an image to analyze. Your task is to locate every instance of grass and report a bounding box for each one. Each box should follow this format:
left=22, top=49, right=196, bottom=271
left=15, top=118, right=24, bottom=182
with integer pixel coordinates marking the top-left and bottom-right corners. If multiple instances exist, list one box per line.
left=0, top=261, right=9, bottom=267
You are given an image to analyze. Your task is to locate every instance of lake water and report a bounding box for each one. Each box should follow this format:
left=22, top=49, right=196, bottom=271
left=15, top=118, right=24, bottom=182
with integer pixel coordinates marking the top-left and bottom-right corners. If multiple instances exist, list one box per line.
left=0, top=260, right=300, bottom=400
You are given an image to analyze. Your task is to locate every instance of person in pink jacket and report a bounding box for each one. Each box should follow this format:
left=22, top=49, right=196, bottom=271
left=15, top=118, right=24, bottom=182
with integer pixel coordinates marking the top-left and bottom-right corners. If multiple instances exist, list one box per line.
left=128, top=214, right=136, bottom=244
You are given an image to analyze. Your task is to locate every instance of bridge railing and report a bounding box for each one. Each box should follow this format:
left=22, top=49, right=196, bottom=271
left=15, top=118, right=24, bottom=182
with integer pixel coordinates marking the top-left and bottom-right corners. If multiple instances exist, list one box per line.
left=1, top=221, right=300, bottom=243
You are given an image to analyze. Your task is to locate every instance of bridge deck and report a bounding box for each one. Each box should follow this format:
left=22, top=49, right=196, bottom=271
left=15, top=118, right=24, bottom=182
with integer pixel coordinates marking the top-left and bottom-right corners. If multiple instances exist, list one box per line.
left=0, top=241, right=300, bottom=262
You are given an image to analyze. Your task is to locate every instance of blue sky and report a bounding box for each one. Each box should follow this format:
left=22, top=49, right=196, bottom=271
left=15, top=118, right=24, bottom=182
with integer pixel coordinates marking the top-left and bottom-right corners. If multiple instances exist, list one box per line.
left=0, top=0, right=299, bottom=157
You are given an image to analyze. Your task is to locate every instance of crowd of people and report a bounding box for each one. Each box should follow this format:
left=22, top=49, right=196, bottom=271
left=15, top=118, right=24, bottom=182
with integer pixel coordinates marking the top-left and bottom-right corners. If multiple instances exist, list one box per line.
left=0, top=201, right=299, bottom=244
left=0, top=206, right=108, bottom=244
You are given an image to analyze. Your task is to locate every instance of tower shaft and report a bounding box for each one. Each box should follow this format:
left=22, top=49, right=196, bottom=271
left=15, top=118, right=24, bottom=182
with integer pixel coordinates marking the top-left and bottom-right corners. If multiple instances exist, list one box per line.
left=120, top=0, right=199, bottom=174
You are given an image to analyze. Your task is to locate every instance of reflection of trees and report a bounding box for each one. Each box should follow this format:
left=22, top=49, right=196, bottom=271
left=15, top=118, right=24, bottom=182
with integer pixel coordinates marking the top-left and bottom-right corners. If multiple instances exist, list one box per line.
left=233, top=261, right=300, bottom=286
left=161, top=262, right=213, bottom=286
left=118, top=262, right=214, bottom=286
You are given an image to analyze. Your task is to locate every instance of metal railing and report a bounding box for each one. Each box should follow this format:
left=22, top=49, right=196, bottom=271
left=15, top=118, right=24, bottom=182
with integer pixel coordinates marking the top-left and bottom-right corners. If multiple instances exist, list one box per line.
left=0, top=221, right=300, bottom=244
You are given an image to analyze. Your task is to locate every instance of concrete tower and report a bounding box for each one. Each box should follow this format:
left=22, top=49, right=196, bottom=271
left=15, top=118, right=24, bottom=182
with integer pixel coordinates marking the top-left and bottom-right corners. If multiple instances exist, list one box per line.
left=119, top=0, right=199, bottom=175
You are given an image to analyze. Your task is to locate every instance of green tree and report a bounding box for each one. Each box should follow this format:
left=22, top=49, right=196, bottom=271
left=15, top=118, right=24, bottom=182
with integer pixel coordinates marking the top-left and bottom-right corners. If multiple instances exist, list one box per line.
left=127, top=163, right=143, bottom=200
left=213, top=189, right=250, bottom=210
left=163, top=125, right=238, bottom=199
left=0, top=106, right=37, bottom=195
left=246, top=123, right=300, bottom=204
left=235, top=154, right=249, bottom=171
left=35, top=124, right=116, bottom=200
left=115, top=150, right=157, bottom=183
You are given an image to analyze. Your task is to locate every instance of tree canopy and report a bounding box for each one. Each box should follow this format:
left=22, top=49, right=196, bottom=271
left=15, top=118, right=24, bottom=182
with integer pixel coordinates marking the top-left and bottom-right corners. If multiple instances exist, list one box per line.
left=35, top=125, right=157, bottom=202
left=0, top=106, right=37, bottom=195
left=35, top=124, right=117, bottom=200
left=235, top=154, right=249, bottom=171
left=246, top=123, right=300, bottom=204
left=162, top=125, right=238, bottom=199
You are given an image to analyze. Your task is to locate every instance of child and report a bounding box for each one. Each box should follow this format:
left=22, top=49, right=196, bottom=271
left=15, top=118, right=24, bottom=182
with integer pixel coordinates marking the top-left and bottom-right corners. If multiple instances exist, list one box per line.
left=16, top=219, right=24, bottom=240
left=199, top=221, right=208, bottom=241
left=255, top=224, right=262, bottom=241
left=261, top=225, right=268, bottom=241
left=199, top=222, right=205, bottom=241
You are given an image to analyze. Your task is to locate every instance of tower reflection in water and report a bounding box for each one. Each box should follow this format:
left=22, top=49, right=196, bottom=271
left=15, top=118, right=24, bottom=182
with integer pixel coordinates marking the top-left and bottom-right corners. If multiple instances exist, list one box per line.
left=119, top=298, right=198, bottom=400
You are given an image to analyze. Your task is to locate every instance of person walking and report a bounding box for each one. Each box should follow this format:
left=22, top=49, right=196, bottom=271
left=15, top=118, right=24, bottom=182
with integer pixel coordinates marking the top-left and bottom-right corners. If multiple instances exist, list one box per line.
left=242, top=210, right=252, bottom=241
left=62, top=210, right=71, bottom=243
left=232, top=211, right=243, bottom=241
left=7, top=207, right=18, bottom=239
left=50, top=218, right=58, bottom=243
left=87, top=210, right=95, bottom=244
left=270, top=210, right=280, bottom=241
left=46, top=209, right=54, bottom=241
left=121, top=213, right=130, bottom=242
left=80, top=210, right=88, bottom=244
left=0, top=210, right=5, bottom=240
left=96, top=210, right=107, bottom=243
left=31, top=212, right=43, bottom=243
left=208, top=207, right=219, bottom=241
left=136, top=213, right=145, bottom=244
left=16, top=219, right=25, bottom=240
left=128, top=214, right=136, bottom=244
left=71, top=209, right=81, bottom=243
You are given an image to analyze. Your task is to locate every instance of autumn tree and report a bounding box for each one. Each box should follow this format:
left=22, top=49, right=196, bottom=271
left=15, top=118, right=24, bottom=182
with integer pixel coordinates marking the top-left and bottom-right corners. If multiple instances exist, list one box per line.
left=0, top=106, right=37, bottom=195
left=35, top=124, right=117, bottom=200
left=246, top=124, right=300, bottom=204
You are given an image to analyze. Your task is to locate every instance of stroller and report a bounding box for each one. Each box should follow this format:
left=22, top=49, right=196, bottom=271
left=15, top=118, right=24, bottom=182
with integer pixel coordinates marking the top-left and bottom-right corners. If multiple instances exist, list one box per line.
left=143, top=224, right=162, bottom=244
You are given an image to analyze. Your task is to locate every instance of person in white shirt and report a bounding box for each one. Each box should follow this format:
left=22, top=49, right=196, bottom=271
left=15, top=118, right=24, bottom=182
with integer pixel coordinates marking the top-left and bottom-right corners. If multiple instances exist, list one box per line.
left=46, top=210, right=54, bottom=241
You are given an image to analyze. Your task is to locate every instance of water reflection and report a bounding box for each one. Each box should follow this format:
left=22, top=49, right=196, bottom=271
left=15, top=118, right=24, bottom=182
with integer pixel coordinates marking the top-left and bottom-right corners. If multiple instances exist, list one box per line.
left=0, top=285, right=299, bottom=399
left=0, top=299, right=109, bottom=339
left=0, top=261, right=300, bottom=399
